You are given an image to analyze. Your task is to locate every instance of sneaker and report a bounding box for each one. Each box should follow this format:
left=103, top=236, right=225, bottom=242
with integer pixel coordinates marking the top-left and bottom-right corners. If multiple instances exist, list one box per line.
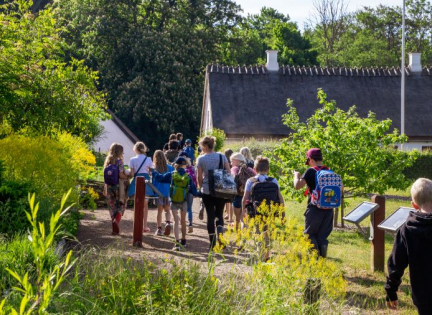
left=164, top=222, right=172, bottom=236
left=173, top=242, right=181, bottom=251
left=180, top=239, right=187, bottom=247
left=198, top=209, right=204, bottom=220
left=155, top=228, right=163, bottom=236
left=188, top=225, right=193, bottom=233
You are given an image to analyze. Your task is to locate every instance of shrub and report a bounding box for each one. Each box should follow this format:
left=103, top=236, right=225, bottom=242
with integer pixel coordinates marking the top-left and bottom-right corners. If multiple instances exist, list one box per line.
left=198, top=128, right=226, bottom=153
left=0, top=133, right=95, bottom=203
left=403, top=151, right=432, bottom=180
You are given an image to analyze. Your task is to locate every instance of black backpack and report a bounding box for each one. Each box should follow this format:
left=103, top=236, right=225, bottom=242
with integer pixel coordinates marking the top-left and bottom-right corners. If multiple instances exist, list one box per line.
left=250, top=177, right=280, bottom=207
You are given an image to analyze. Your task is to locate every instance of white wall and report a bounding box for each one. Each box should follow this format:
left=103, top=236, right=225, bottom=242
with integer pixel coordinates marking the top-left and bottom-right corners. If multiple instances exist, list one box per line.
left=92, top=120, right=136, bottom=165
left=399, top=142, right=432, bottom=152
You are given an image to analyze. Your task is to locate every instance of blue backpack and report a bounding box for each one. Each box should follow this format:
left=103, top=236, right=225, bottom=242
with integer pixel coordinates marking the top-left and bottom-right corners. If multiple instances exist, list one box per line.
left=104, top=160, right=120, bottom=186
left=310, top=166, right=343, bottom=209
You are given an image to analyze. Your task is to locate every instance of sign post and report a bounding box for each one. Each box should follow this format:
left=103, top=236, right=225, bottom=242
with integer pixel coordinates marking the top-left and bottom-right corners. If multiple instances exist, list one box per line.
left=370, top=195, right=385, bottom=272
left=133, top=176, right=146, bottom=247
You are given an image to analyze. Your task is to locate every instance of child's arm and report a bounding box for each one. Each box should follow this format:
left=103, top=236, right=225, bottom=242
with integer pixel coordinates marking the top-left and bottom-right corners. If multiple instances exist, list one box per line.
left=385, top=230, right=408, bottom=308
left=151, top=171, right=173, bottom=184
left=188, top=177, right=201, bottom=197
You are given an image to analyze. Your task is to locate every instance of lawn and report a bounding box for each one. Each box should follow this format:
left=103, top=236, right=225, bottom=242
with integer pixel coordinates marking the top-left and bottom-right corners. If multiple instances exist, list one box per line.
left=285, top=194, right=417, bottom=314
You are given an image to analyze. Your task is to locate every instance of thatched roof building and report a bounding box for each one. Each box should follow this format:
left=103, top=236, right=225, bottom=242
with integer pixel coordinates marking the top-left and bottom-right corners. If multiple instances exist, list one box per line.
left=201, top=51, right=432, bottom=151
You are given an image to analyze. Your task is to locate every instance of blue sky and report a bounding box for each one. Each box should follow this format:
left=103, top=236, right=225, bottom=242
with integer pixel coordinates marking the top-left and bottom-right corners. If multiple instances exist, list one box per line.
left=235, top=0, right=403, bottom=30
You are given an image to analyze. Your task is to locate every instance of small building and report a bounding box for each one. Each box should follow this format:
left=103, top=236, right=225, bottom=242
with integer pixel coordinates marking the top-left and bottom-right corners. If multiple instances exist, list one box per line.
left=92, top=109, right=139, bottom=163
left=201, top=51, right=432, bottom=151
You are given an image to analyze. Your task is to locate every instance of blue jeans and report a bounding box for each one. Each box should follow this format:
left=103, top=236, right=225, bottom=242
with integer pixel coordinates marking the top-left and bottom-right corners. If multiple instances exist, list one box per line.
left=187, top=193, right=193, bottom=226
left=304, top=204, right=334, bottom=250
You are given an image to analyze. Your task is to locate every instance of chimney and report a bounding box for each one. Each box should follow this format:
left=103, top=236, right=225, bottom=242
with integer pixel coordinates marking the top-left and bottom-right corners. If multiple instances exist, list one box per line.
left=266, top=50, right=279, bottom=72
left=409, top=52, right=422, bottom=73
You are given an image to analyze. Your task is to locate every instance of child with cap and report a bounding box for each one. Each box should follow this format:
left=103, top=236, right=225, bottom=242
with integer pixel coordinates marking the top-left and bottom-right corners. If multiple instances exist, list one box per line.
left=179, top=151, right=197, bottom=233
left=183, top=139, right=195, bottom=165
left=152, top=156, right=201, bottom=251
left=293, top=148, right=333, bottom=258
left=385, top=178, right=432, bottom=314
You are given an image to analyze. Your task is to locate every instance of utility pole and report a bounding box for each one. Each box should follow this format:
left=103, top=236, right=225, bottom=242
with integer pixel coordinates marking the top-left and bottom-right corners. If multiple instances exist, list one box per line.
left=401, top=0, right=406, bottom=150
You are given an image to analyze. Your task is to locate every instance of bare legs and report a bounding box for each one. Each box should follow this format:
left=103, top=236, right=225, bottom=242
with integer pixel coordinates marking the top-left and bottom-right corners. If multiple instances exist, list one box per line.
left=157, top=204, right=171, bottom=228
left=171, top=208, right=187, bottom=241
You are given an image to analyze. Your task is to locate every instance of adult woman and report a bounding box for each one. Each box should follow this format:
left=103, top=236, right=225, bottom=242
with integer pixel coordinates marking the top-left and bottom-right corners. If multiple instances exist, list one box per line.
left=152, top=150, right=174, bottom=236
left=240, top=147, right=254, bottom=169
left=129, top=141, right=153, bottom=233
left=104, top=143, right=130, bottom=235
left=196, top=136, right=230, bottom=249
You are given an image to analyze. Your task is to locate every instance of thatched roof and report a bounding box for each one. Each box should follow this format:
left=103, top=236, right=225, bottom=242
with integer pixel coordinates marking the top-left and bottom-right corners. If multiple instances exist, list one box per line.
left=202, top=65, right=432, bottom=139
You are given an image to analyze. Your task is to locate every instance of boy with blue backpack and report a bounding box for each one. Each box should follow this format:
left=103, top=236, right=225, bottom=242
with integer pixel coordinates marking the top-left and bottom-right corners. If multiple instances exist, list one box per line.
left=293, top=148, right=342, bottom=258
left=182, top=139, right=195, bottom=165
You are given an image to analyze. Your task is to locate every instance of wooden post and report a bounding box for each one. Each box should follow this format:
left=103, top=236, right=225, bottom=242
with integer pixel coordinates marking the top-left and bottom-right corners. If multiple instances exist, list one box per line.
left=371, top=195, right=385, bottom=272
left=333, top=208, right=339, bottom=228
left=133, top=176, right=146, bottom=247
left=340, top=194, right=345, bottom=228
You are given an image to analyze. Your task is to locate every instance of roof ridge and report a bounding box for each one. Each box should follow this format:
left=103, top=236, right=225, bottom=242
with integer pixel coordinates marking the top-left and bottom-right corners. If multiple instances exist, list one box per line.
left=106, top=108, right=140, bottom=143
left=207, top=64, right=432, bottom=77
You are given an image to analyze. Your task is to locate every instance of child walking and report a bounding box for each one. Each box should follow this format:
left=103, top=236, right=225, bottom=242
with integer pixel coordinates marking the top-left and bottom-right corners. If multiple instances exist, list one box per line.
left=103, top=143, right=130, bottom=235
left=179, top=151, right=197, bottom=233
left=152, top=150, right=174, bottom=236
left=152, top=157, right=201, bottom=251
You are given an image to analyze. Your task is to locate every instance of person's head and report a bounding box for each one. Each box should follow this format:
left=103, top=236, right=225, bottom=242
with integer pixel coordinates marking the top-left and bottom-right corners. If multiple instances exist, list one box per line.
left=176, top=133, right=183, bottom=141
left=240, top=147, right=253, bottom=161
left=174, top=157, right=187, bottom=170
left=185, top=139, right=192, bottom=147
left=254, top=155, right=270, bottom=174
left=104, top=143, right=124, bottom=167
left=134, top=141, right=149, bottom=155
left=199, top=136, right=216, bottom=153
left=230, top=152, right=246, bottom=167
left=224, top=149, right=233, bottom=163
left=153, top=150, right=168, bottom=173
left=169, top=134, right=177, bottom=141
left=411, top=178, right=432, bottom=213
left=305, top=148, right=323, bottom=166
left=178, top=151, right=191, bottom=166
left=168, top=140, right=179, bottom=151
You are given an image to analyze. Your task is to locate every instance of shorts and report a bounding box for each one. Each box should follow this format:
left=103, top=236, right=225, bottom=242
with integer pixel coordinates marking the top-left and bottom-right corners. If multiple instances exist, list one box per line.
left=232, top=195, right=242, bottom=208
left=171, top=201, right=187, bottom=211
left=157, top=197, right=170, bottom=207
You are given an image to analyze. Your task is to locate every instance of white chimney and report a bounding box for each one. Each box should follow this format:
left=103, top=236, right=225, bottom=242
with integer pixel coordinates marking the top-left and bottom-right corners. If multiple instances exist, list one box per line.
left=266, top=50, right=279, bottom=72
left=409, top=52, right=422, bottom=73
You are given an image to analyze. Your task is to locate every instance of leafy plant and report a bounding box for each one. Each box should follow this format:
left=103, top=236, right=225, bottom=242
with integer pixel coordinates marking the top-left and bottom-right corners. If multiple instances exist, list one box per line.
left=270, top=89, right=419, bottom=201
left=80, top=186, right=99, bottom=211
left=0, top=191, right=75, bottom=314
left=199, top=128, right=226, bottom=153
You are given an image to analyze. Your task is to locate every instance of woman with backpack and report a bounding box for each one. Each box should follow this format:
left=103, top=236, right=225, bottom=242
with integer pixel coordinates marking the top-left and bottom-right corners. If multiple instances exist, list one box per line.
left=129, top=141, right=153, bottom=233
left=152, top=150, right=174, bottom=236
left=196, top=136, right=231, bottom=250
left=230, top=153, right=255, bottom=231
left=151, top=157, right=200, bottom=251
left=103, top=143, right=130, bottom=235
left=240, top=147, right=255, bottom=169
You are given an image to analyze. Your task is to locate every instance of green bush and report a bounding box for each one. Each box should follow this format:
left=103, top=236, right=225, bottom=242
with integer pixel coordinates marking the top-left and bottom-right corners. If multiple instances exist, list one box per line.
left=403, top=151, right=432, bottom=180
left=0, top=234, right=59, bottom=296
left=199, top=128, right=226, bottom=153
left=0, top=179, right=30, bottom=235
left=222, top=138, right=279, bottom=158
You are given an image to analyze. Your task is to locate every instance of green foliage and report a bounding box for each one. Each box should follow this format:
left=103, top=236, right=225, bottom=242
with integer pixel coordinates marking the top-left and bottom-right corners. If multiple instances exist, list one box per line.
left=92, top=151, right=107, bottom=167
left=270, top=89, right=419, bottom=201
left=199, top=128, right=226, bottom=152
left=0, top=234, right=59, bottom=296
left=79, top=186, right=99, bottom=211
left=54, top=0, right=241, bottom=150
left=0, top=133, right=95, bottom=203
left=403, top=151, right=432, bottom=180
left=0, top=0, right=107, bottom=143
left=221, top=7, right=318, bottom=66
left=222, top=138, right=279, bottom=160
left=0, top=191, right=75, bottom=314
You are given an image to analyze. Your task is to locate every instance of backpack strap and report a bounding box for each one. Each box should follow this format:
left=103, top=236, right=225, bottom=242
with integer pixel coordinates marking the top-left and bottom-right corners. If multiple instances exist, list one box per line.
left=218, top=153, right=224, bottom=169
left=134, top=157, right=148, bottom=179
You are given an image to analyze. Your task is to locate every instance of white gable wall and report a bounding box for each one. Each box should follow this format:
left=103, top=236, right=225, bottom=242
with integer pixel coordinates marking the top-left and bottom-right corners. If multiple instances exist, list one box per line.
left=92, top=120, right=136, bottom=165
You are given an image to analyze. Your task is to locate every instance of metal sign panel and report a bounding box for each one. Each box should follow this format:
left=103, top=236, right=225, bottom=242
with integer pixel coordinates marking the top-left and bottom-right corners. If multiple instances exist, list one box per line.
left=343, top=202, right=380, bottom=224
left=378, top=207, right=415, bottom=233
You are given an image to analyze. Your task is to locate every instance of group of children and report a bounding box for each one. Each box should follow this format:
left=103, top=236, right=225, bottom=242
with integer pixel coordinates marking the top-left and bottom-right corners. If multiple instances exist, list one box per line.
left=103, top=138, right=432, bottom=313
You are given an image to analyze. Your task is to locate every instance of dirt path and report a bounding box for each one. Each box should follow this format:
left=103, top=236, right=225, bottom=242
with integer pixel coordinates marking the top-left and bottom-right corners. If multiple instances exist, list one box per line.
left=77, top=200, right=245, bottom=271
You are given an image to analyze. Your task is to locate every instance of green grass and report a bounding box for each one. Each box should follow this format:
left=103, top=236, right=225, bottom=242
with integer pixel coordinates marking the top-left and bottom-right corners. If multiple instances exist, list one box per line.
left=284, top=196, right=417, bottom=314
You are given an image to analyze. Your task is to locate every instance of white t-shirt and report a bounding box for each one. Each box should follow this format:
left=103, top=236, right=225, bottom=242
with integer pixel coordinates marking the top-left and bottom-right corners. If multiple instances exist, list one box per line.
left=129, top=154, right=153, bottom=174
left=245, top=174, right=279, bottom=193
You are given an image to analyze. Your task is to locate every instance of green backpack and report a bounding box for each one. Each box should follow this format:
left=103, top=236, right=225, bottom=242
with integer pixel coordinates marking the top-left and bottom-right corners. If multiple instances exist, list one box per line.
left=170, top=171, right=190, bottom=203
